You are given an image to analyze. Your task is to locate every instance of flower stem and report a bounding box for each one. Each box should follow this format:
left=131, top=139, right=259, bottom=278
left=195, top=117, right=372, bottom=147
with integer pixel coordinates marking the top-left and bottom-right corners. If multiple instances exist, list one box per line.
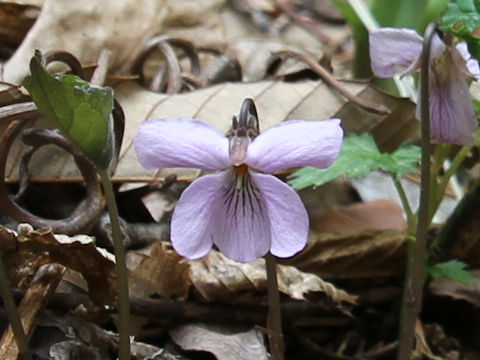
left=98, top=169, right=131, bottom=359
left=265, top=253, right=284, bottom=360
left=430, top=146, right=471, bottom=222
left=0, top=255, right=32, bottom=360
left=396, top=22, right=436, bottom=360
left=392, top=178, right=416, bottom=234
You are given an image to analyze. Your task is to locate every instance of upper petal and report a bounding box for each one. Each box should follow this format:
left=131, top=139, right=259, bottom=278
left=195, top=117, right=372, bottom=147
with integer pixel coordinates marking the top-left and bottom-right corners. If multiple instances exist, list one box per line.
left=252, top=172, right=309, bottom=258
left=246, top=119, right=343, bottom=173
left=209, top=170, right=271, bottom=263
left=369, top=28, right=423, bottom=77
left=134, top=118, right=230, bottom=171
left=170, top=171, right=228, bottom=259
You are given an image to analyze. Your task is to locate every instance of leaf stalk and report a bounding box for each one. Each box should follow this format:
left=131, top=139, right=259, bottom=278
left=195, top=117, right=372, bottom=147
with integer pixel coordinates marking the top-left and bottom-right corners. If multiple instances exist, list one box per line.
left=99, top=169, right=131, bottom=359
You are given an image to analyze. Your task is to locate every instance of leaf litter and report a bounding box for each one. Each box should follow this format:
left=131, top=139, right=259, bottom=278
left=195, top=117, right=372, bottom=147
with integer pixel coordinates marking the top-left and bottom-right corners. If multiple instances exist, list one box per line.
left=0, top=0, right=478, bottom=358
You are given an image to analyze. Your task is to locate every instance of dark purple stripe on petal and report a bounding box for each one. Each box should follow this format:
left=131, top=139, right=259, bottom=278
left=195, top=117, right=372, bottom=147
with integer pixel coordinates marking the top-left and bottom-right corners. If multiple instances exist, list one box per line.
left=210, top=170, right=271, bottom=263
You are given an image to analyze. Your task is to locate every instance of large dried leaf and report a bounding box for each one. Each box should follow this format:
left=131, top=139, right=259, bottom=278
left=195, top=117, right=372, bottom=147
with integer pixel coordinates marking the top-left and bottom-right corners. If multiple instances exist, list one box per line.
left=2, top=0, right=226, bottom=84
left=4, top=80, right=417, bottom=183
left=170, top=324, right=268, bottom=360
left=0, top=224, right=116, bottom=305
left=189, top=250, right=357, bottom=305
left=284, top=229, right=408, bottom=279
left=311, top=200, right=407, bottom=235
left=128, top=242, right=190, bottom=300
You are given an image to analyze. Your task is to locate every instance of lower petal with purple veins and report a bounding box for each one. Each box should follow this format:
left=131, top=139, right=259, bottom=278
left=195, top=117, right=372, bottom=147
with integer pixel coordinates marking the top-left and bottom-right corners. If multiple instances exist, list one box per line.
left=252, top=172, right=309, bottom=258
left=210, top=170, right=271, bottom=263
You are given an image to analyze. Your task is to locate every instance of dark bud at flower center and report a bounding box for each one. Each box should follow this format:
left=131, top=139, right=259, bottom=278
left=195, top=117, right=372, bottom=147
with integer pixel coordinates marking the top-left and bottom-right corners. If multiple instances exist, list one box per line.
left=228, top=98, right=259, bottom=165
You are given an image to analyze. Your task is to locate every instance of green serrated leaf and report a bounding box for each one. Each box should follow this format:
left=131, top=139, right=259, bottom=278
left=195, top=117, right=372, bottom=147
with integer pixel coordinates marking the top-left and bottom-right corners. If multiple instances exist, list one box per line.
left=288, top=133, right=420, bottom=190
left=387, top=143, right=422, bottom=180
left=441, top=0, right=480, bottom=45
left=427, top=259, right=472, bottom=285
left=23, top=54, right=114, bottom=170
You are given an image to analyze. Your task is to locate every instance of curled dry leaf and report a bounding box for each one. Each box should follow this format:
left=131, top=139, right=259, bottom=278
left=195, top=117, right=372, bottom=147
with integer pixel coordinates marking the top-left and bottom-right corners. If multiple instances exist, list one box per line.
left=128, top=241, right=190, bottom=300
left=170, top=324, right=268, bottom=360
left=126, top=242, right=355, bottom=306
left=284, top=229, right=408, bottom=279
left=189, top=250, right=357, bottom=305
left=224, top=38, right=323, bottom=82
left=0, top=223, right=116, bottom=305
left=4, top=79, right=416, bottom=183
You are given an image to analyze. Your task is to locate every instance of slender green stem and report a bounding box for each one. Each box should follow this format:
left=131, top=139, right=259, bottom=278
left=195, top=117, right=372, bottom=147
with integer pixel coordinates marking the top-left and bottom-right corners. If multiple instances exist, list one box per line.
left=0, top=255, right=32, bottom=360
left=397, top=22, right=436, bottom=360
left=265, top=253, right=284, bottom=360
left=392, top=178, right=416, bottom=234
left=430, top=146, right=471, bottom=221
left=99, top=169, right=131, bottom=359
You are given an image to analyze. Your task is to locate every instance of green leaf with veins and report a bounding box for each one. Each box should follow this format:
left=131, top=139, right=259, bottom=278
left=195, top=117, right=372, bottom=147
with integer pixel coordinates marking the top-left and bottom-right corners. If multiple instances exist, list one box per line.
left=288, top=133, right=421, bottom=190
left=440, top=0, right=480, bottom=58
left=23, top=54, right=114, bottom=170
left=441, top=0, right=480, bottom=39
left=427, top=259, right=472, bottom=285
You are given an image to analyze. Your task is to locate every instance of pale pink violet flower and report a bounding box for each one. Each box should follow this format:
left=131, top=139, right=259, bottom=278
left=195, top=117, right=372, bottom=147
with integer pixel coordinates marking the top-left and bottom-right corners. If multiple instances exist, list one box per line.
left=134, top=99, right=343, bottom=263
left=369, top=27, right=480, bottom=145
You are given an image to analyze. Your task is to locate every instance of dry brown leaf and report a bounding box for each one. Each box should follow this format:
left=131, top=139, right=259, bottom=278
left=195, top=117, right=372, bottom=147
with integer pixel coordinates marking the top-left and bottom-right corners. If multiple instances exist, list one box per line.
left=429, top=269, right=480, bottom=307
left=337, top=84, right=419, bottom=152
left=2, top=0, right=227, bottom=84
left=0, top=223, right=116, bottom=305
left=225, top=38, right=323, bottom=82
left=0, top=84, right=27, bottom=106
left=0, top=263, right=64, bottom=360
left=4, top=80, right=416, bottom=183
left=413, top=320, right=444, bottom=360
left=0, top=1, right=40, bottom=47
left=189, top=250, right=357, bottom=304
left=284, top=229, right=408, bottom=279
left=128, top=241, right=190, bottom=300
left=170, top=324, right=268, bottom=360
left=312, top=200, right=407, bottom=235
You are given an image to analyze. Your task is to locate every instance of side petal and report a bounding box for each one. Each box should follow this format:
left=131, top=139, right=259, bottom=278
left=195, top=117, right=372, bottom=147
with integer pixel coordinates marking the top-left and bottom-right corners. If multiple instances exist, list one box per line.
left=418, top=64, right=478, bottom=145
left=252, top=173, right=309, bottom=258
left=246, top=119, right=343, bottom=174
left=134, top=118, right=230, bottom=171
left=209, top=171, right=271, bottom=263
left=369, top=28, right=423, bottom=77
left=170, top=172, right=228, bottom=259
left=455, top=42, right=480, bottom=79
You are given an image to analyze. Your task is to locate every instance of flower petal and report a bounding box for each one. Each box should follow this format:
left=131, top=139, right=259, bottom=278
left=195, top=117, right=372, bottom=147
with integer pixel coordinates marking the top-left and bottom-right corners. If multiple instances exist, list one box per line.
left=135, top=118, right=230, bottom=171
left=369, top=28, right=423, bottom=77
left=252, top=173, right=309, bottom=258
left=455, top=42, right=480, bottom=79
left=209, top=171, right=271, bottom=263
left=246, top=119, right=343, bottom=173
left=170, top=172, right=228, bottom=259
left=417, top=59, right=478, bottom=145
